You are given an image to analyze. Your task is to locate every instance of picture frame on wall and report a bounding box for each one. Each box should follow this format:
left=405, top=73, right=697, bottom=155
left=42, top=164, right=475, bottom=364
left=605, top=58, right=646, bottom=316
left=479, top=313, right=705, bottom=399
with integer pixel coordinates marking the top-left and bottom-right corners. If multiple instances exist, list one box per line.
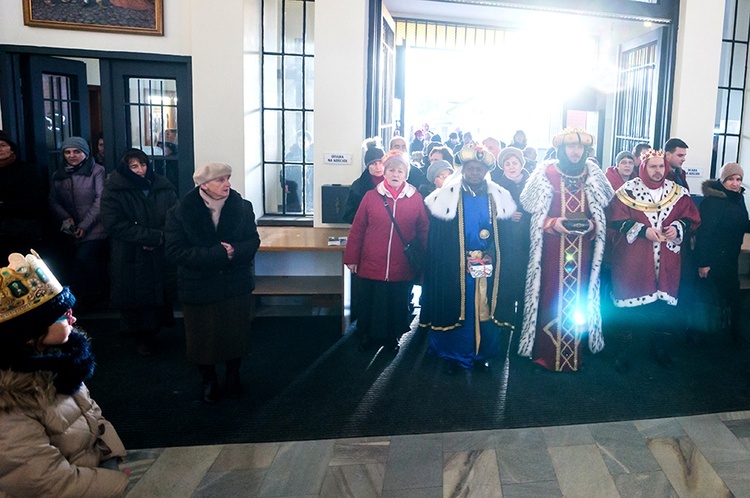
left=23, top=0, right=163, bottom=36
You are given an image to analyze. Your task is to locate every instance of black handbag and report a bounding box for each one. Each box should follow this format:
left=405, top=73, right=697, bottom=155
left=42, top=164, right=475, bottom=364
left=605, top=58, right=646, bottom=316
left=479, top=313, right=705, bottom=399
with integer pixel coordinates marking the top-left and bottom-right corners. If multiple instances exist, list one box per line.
left=381, top=195, right=424, bottom=275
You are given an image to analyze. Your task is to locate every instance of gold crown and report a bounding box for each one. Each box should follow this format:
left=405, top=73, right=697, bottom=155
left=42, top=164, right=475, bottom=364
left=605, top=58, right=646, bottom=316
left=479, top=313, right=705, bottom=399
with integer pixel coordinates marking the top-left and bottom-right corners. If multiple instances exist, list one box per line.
left=552, top=128, right=595, bottom=148
left=457, top=144, right=496, bottom=170
left=0, top=251, right=63, bottom=324
left=642, top=149, right=664, bottom=163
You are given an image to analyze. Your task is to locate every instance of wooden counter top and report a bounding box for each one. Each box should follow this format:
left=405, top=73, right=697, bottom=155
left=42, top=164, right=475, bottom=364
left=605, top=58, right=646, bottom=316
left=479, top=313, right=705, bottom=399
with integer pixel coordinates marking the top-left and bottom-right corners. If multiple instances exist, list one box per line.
left=257, top=226, right=349, bottom=251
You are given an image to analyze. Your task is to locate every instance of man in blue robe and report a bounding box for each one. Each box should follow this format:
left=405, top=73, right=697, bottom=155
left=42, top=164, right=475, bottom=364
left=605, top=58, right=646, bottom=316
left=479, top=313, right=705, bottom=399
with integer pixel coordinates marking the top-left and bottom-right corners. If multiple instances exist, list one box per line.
left=420, top=144, right=517, bottom=373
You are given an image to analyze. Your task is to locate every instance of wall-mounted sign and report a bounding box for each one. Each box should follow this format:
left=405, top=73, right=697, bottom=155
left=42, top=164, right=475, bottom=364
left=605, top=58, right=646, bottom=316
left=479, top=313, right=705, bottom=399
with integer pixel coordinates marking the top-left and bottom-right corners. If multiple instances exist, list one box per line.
left=324, top=153, right=353, bottom=165
left=685, top=167, right=703, bottom=177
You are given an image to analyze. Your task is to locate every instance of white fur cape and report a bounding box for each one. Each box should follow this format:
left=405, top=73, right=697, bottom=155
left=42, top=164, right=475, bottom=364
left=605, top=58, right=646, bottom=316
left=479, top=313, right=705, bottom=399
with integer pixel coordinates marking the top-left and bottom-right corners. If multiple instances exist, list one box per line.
left=424, top=172, right=516, bottom=221
left=517, top=159, right=615, bottom=357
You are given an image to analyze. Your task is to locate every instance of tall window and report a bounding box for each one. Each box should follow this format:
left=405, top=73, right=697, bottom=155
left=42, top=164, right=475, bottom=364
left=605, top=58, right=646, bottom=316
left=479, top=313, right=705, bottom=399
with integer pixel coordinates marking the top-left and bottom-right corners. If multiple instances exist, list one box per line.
left=713, top=0, right=750, bottom=175
left=262, top=0, right=315, bottom=217
left=125, top=78, right=179, bottom=185
left=41, top=73, right=77, bottom=170
left=612, top=35, right=659, bottom=158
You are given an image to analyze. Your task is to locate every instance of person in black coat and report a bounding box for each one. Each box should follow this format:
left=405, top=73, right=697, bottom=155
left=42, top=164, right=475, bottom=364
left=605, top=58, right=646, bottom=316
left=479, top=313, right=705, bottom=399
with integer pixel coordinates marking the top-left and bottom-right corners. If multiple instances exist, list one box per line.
left=695, top=162, right=750, bottom=342
left=166, top=162, right=260, bottom=403
left=344, top=139, right=386, bottom=224
left=101, top=148, right=178, bottom=356
left=490, top=147, right=531, bottom=330
left=0, top=130, right=49, bottom=257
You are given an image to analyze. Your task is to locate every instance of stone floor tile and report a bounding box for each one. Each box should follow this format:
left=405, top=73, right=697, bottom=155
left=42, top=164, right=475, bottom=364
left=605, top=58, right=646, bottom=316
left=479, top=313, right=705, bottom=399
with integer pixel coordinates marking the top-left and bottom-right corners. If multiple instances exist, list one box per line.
left=634, top=418, right=686, bottom=439
left=318, top=463, right=385, bottom=498
left=712, top=459, right=750, bottom=497
left=724, top=418, right=750, bottom=439
left=501, top=480, right=561, bottom=498
left=443, top=449, right=501, bottom=497
left=191, top=469, right=265, bottom=498
left=382, top=434, right=443, bottom=491
left=208, top=443, right=280, bottom=471
left=122, top=448, right=164, bottom=493
left=381, top=487, right=442, bottom=498
left=718, top=410, right=750, bottom=422
left=126, top=445, right=222, bottom=498
left=542, top=424, right=594, bottom=447
left=495, top=428, right=556, bottom=484
left=442, top=430, right=497, bottom=452
left=329, top=438, right=390, bottom=465
left=494, top=427, right=547, bottom=448
left=548, top=444, right=619, bottom=498
left=678, top=414, right=750, bottom=463
left=259, top=440, right=334, bottom=497
left=614, top=471, right=677, bottom=498
left=647, top=436, right=732, bottom=497
left=588, top=421, right=661, bottom=474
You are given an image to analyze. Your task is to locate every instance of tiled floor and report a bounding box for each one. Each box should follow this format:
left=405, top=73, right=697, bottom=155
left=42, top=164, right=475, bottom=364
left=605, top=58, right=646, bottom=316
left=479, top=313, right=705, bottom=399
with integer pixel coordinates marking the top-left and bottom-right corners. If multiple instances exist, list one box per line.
left=121, top=410, right=750, bottom=497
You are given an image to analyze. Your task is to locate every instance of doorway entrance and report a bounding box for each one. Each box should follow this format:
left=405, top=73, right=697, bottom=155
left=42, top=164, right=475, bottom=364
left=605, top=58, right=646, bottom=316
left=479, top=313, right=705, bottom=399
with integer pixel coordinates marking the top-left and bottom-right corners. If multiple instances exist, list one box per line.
left=374, top=0, right=678, bottom=167
left=0, top=47, right=194, bottom=195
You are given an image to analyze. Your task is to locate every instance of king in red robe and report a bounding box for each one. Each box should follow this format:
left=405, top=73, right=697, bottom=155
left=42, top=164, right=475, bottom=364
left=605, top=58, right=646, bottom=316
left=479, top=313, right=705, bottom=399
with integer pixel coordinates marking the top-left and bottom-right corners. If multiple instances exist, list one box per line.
left=518, top=129, right=614, bottom=372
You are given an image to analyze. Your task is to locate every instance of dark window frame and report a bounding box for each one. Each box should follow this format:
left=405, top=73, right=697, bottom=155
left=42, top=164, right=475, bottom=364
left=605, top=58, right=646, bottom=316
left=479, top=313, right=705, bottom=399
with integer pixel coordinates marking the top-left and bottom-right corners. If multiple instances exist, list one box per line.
left=712, top=0, right=750, bottom=177
left=260, top=0, right=315, bottom=219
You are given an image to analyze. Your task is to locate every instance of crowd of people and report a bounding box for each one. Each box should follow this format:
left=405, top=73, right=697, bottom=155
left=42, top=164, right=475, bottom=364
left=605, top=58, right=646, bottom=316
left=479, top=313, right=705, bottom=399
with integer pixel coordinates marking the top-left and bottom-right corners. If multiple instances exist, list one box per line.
left=345, top=126, right=750, bottom=375
left=1, top=123, right=748, bottom=494
left=0, top=129, right=261, bottom=495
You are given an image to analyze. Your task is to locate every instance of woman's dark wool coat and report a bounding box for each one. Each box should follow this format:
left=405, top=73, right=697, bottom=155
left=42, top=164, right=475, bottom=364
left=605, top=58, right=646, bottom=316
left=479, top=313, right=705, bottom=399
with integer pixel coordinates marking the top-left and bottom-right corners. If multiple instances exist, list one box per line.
left=165, top=187, right=260, bottom=304
left=101, top=170, right=178, bottom=309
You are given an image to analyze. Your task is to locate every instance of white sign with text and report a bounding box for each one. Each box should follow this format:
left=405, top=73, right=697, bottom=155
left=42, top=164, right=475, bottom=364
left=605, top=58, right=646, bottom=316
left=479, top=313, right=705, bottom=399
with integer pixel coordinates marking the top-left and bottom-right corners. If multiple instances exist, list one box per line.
left=324, top=153, right=353, bottom=165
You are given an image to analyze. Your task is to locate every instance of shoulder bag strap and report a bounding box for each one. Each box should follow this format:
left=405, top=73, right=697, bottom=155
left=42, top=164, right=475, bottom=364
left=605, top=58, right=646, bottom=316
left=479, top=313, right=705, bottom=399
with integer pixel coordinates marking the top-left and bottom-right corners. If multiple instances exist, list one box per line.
left=381, top=195, right=408, bottom=246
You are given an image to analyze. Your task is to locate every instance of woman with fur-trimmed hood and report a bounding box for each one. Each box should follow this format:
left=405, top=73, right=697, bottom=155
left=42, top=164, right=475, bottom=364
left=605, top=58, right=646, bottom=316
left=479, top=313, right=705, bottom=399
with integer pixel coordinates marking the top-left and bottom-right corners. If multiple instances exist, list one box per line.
left=695, top=163, right=750, bottom=342
left=0, top=251, right=128, bottom=497
left=419, top=144, right=517, bottom=374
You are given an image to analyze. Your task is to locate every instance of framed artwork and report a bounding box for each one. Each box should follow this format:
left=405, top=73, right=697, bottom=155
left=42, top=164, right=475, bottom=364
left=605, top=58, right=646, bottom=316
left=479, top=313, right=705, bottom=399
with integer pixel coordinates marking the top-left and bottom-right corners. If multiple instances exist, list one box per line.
left=23, top=0, right=163, bottom=36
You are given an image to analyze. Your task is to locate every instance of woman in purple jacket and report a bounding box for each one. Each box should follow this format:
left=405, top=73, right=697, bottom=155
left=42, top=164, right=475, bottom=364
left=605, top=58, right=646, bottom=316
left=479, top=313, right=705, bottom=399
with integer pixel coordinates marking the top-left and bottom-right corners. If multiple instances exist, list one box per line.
left=344, top=150, right=429, bottom=352
left=49, top=136, right=107, bottom=310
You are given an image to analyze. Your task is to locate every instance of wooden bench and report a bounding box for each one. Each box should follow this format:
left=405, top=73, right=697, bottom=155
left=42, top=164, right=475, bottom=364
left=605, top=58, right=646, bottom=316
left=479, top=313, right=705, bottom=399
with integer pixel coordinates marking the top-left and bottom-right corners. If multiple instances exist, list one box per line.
left=253, top=226, right=349, bottom=331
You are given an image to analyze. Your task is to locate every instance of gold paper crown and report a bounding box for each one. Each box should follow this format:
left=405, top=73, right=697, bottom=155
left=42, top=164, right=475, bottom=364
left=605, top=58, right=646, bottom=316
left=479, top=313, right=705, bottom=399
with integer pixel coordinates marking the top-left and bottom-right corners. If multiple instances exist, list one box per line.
left=552, top=128, right=595, bottom=148
left=457, top=144, right=496, bottom=170
left=0, top=251, right=63, bottom=324
left=641, top=149, right=664, bottom=163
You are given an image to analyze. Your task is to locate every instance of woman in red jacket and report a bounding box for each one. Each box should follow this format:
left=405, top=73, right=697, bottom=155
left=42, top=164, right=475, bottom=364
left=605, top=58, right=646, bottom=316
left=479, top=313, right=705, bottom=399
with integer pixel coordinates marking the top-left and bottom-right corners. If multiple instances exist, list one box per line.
left=344, top=150, right=429, bottom=352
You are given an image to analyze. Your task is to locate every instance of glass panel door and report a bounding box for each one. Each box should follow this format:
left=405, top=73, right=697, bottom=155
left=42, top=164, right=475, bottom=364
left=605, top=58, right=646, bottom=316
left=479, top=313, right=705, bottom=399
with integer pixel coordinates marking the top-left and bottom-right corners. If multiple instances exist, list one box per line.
left=26, top=56, right=90, bottom=178
left=105, top=59, right=193, bottom=195
left=125, top=77, right=179, bottom=186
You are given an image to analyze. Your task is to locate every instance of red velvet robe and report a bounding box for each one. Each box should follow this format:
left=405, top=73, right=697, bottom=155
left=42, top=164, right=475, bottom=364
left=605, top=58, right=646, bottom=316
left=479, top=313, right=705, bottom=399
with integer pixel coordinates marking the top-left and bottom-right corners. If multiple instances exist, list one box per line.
left=608, top=179, right=700, bottom=306
left=532, top=166, right=594, bottom=372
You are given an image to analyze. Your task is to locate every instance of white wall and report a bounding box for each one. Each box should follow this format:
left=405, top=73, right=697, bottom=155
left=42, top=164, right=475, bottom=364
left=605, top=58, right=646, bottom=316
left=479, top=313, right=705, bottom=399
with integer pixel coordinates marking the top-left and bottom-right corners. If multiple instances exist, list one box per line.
left=312, top=0, right=369, bottom=226
left=671, top=0, right=725, bottom=191
left=188, top=1, right=246, bottom=197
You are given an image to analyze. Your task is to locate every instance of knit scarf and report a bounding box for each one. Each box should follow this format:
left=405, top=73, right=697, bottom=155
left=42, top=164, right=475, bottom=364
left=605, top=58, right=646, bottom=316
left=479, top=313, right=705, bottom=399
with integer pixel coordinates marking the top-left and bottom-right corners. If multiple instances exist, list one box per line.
left=55, top=156, right=93, bottom=180
left=199, top=188, right=228, bottom=228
